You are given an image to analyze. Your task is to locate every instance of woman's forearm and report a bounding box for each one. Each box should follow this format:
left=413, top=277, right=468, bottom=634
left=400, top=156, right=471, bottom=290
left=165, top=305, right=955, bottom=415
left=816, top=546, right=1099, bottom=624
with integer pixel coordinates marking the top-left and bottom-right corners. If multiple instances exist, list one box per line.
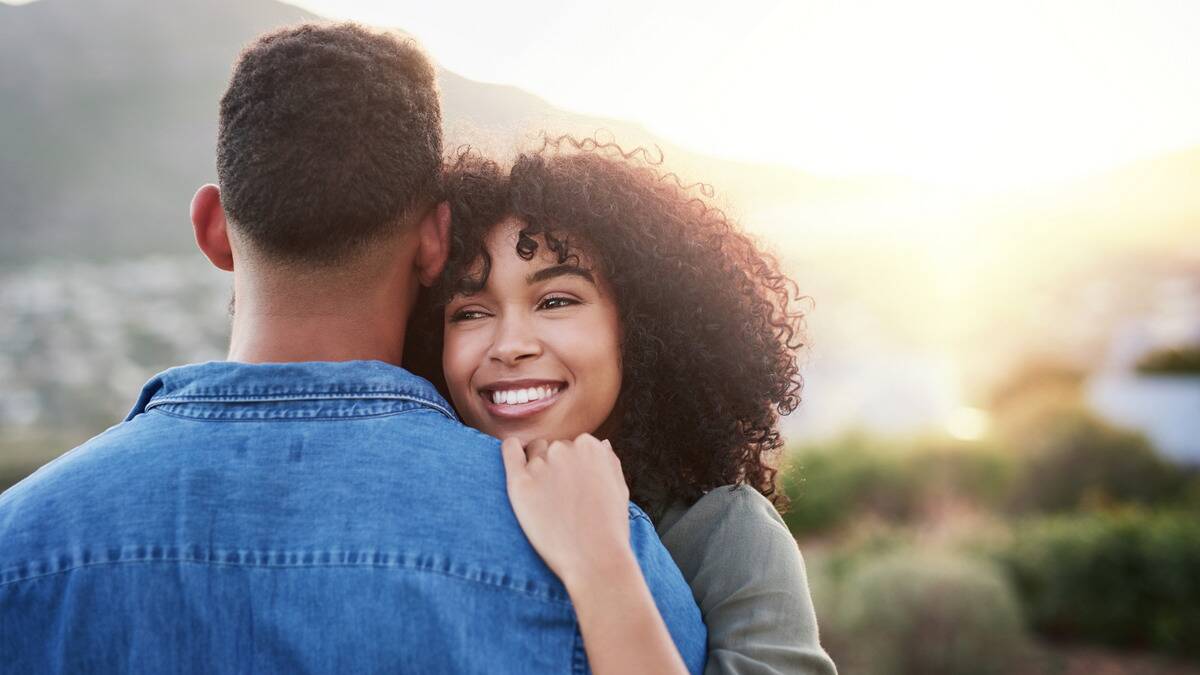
left=498, top=436, right=691, bottom=673
left=563, top=547, right=690, bottom=675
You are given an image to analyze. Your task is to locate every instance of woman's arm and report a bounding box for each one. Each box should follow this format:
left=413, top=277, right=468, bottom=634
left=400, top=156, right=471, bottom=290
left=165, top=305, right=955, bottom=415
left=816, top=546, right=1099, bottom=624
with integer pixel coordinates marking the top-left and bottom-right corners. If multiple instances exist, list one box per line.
left=500, top=434, right=689, bottom=675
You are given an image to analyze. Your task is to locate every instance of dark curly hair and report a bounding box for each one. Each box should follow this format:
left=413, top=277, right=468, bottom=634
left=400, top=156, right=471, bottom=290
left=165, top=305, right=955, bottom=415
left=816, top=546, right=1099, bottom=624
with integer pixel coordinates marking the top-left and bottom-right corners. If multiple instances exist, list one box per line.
left=218, top=22, right=442, bottom=265
left=405, top=137, right=807, bottom=518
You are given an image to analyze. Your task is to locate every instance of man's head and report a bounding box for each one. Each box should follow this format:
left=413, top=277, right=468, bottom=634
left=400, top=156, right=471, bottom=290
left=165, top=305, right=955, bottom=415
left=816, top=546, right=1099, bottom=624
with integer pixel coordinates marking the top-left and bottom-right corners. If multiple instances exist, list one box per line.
left=190, top=22, right=450, bottom=363
left=194, top=22, right=446, bottom=273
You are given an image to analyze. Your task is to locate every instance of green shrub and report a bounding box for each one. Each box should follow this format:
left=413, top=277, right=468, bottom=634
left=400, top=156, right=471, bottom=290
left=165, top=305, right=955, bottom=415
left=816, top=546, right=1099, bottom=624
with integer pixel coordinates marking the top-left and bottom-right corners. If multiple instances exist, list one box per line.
left=828, top=550, right=1027, bottom=675
left=782, top=434, right=1015, bottom=535
left=994, top=509, right=1200, bottom=658
left=906, top=440, right=1016, bottom=507
left=1136, top=346, right=1200, bottom=375
left=781, top=435, right=912, bottom=534
left=1005, top=410, right=1188, bottom=514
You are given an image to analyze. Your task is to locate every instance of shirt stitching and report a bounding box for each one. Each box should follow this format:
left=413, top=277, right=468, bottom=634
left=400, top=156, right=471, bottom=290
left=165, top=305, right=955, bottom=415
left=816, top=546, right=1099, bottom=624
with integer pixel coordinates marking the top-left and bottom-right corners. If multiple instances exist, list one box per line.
left=147, top=407, right=428, bottom=423
left=571, top=616, right=588, bottom=674
left=146, top=393, right=455, bottom=420
left=0, top=556, right=571, bottom=605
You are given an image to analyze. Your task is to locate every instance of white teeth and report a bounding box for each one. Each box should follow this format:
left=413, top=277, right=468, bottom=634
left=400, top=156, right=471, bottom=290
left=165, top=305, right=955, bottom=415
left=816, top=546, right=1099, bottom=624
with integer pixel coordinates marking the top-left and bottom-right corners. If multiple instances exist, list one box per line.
left=489, top=386, right=561, bottom=405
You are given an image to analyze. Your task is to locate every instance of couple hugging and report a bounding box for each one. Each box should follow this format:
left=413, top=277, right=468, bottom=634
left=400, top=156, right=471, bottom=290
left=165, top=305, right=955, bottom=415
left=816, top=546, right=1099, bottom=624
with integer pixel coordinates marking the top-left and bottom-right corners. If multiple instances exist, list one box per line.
left=0, top=22, right=835, bottom=675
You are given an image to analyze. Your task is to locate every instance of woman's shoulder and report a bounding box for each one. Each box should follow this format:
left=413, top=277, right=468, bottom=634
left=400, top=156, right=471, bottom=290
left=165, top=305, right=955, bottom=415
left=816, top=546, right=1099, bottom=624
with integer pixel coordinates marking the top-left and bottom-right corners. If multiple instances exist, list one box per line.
left=657, top=484, right=789, bottom=544
left=656, top=485, right=799, bottom=579
left=657, top=485, right=837, bottom=674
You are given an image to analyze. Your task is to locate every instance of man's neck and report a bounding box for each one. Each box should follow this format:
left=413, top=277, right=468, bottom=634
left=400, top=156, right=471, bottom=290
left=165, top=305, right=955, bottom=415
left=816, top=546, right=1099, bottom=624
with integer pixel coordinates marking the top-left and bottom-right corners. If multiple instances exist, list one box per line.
left=225, top=253, right=416, bottom=367
left=227, top=311, right=408, bottom=366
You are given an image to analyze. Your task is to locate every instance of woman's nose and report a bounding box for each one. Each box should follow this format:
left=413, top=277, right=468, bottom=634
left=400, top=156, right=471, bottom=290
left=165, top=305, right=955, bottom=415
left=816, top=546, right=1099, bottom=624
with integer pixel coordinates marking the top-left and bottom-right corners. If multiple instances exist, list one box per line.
left=488, top=314, right=542, bottom=365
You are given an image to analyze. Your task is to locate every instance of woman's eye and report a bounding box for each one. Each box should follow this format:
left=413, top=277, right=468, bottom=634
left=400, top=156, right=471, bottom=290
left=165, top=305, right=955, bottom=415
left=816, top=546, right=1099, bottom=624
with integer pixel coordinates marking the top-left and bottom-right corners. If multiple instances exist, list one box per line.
left=538, top=296, right=579, bottom=311
left=449, top=308, right=489, bottom=323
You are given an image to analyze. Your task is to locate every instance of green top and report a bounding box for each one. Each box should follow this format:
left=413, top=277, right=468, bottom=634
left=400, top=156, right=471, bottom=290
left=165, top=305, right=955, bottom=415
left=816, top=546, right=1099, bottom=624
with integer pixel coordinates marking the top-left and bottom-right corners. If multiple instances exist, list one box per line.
left=657, top=486, right=838, bottom=675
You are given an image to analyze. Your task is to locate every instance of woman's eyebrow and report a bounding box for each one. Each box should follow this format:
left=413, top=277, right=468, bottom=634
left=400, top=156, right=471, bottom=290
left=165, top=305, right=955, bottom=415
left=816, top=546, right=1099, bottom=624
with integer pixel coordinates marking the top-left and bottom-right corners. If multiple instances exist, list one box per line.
left=526, top=264, right=595, bottom=285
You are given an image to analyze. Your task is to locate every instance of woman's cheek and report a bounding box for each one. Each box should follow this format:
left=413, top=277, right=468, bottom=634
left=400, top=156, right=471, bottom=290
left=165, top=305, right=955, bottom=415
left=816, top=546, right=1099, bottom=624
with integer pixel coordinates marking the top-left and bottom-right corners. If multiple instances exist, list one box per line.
left=582, top=318, right=623, bottom=422
left=442, top=331, right=477, bottom=416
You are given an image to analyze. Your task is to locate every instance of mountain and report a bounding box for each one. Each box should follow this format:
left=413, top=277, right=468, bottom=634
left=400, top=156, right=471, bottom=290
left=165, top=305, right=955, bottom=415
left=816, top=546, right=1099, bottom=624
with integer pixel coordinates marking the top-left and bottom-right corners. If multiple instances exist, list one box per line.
left=0, top=0, right=315, bottom=259
left=0, top=0, right=841, bottom=263
left=994, top=147, right=1200, bottom=256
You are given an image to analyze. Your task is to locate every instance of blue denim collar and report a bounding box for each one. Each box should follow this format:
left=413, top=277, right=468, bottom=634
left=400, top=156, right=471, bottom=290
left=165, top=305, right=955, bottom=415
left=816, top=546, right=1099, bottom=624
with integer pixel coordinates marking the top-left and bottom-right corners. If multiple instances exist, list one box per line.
left=126, top=360, right=456, bottom=421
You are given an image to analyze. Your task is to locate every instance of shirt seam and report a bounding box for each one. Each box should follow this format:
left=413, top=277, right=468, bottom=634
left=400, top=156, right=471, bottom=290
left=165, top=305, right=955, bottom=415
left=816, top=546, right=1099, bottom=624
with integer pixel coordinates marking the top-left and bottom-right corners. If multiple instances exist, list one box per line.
left=571, top=616, right=588, bottom=675
left=0, top=557, right=571, bottom=605
left=145, top=393, right=456, bottom=420
left=146, top=407, right=429, bottom=423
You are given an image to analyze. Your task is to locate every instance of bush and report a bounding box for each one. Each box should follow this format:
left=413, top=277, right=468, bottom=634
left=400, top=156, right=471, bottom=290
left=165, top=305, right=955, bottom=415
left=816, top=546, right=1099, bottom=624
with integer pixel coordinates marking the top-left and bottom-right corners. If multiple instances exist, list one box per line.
left=781, top=435, right=912, bottom=534
left=827, top=550, right=1027, bottom=675
left=782, top=434, right=1015, bottom=535
left=1136, top=346, right=1200, bottom=375
left=1005, top=410, right=1188, bottom=514
left=994, top=509, right=1200, bottom=658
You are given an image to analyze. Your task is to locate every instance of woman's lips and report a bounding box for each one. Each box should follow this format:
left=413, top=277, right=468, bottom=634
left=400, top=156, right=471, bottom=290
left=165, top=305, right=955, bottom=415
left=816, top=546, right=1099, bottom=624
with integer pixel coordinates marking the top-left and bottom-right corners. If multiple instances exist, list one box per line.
left=479, top=384, right=566, bottom=419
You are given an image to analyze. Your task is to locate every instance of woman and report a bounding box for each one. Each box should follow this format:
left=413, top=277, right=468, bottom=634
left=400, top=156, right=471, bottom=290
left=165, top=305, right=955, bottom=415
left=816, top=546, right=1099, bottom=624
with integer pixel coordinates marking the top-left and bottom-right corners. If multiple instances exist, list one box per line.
left=406, top=137, right=836, bottom=675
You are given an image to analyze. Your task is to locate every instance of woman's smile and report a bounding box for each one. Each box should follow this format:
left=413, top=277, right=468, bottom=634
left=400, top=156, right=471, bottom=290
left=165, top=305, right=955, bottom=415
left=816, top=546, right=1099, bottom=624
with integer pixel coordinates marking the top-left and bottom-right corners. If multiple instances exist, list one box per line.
left=479, top=379, right=568, bottom=419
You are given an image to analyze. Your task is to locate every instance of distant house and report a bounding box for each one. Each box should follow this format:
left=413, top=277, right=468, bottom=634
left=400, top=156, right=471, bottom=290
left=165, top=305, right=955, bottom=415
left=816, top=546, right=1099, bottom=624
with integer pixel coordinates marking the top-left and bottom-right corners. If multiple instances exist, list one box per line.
left=1088, top=373, right=1200, bottom=465
left=1085, top=291, right=1200, bottom=465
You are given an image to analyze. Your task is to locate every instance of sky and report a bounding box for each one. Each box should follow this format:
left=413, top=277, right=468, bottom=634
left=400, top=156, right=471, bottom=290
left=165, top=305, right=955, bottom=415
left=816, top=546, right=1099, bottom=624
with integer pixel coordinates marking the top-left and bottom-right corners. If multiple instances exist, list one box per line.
left=272, top=0, right=1200, bottom=188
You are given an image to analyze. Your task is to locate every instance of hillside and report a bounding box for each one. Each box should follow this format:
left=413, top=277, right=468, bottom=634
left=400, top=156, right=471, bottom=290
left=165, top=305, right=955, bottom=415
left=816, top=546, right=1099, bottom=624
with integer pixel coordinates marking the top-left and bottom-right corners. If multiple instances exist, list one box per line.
left=0, top=0, right=837, bottom=262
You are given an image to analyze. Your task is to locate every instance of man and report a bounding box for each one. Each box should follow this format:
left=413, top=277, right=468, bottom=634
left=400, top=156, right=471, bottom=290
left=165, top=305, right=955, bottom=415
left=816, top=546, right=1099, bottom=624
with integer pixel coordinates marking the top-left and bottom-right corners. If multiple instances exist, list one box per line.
left=0, top=23, right=706, bottom=673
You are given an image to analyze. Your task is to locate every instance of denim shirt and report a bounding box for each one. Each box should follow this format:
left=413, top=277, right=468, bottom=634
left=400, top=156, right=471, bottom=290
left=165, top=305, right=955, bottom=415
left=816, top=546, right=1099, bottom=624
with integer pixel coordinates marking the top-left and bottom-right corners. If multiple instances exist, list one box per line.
left=0, top=361, right=706, bottom=674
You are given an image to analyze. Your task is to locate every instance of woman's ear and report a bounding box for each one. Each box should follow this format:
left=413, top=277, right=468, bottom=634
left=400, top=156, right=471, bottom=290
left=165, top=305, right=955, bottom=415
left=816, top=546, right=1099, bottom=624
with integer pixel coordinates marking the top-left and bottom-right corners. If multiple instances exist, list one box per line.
left=416, top=201, right=451, bottom=287
left=190, top=184, right=234, bottom=272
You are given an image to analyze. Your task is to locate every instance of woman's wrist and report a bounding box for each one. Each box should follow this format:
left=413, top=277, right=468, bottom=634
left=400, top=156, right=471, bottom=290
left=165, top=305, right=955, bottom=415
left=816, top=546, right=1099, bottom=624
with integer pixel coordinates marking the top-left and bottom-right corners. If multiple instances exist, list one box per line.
left=560, top=543, right=640, bottom=595
left=562, top=543, right=690, bottom=675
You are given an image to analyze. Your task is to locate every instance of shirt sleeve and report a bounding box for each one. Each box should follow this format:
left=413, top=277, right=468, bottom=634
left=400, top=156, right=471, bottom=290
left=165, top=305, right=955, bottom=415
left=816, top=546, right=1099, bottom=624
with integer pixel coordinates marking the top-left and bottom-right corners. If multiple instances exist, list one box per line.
left=658, top=486, right=838, bottom=675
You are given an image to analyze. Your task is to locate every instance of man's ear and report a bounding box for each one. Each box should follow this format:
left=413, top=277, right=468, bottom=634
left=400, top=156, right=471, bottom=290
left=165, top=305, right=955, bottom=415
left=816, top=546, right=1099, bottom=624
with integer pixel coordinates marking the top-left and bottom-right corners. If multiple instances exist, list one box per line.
left=415, top=201, right=451, bottom=287
left=190, top=184, right=234, bottom=272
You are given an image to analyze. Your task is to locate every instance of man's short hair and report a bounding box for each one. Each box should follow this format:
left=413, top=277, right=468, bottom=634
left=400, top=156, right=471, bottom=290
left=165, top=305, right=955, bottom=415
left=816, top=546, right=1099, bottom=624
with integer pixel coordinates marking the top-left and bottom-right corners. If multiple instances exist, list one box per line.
left=217, top=23, right=442, bottom=265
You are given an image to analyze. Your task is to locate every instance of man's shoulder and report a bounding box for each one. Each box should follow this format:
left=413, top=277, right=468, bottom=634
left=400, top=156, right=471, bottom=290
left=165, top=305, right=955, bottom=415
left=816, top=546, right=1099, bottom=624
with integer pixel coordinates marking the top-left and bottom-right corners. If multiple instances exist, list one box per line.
left=1, top=423, right=128, bottom=510
left=0, top=425, right=133, bottom=578
left=0, top=408, right=540, bottom=589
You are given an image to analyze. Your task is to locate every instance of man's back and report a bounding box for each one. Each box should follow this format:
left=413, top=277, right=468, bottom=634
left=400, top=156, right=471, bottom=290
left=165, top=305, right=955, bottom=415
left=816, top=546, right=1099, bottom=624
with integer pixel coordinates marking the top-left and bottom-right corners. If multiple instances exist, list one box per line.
left=0, top=361, right=706, bottom=673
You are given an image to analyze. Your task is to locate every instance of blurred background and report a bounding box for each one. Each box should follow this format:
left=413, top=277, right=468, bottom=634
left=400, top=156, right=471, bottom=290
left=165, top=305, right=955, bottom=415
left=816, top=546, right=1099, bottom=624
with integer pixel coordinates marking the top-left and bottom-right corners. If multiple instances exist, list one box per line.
left=2, top=0, right=1198, bottom=673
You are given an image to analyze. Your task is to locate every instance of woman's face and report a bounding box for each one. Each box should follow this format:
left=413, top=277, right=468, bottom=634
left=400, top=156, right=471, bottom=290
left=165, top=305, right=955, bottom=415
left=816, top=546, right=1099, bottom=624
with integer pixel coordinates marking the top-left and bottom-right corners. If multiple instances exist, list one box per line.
left=442, top=218, right=622, bottom=445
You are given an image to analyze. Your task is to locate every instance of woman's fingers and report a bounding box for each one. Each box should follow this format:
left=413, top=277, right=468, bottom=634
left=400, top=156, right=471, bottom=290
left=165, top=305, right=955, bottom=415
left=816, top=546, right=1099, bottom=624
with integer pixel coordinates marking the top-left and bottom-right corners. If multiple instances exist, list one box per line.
left=525, top=438, right=550, bottom=463
left=500, top=437, right=527, bottom=482
left=505, top=436, right=623, bottom=484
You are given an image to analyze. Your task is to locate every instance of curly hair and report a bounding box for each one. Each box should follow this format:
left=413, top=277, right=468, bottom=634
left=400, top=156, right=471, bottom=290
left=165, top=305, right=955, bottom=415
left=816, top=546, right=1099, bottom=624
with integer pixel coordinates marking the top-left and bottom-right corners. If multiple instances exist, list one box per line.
left=405, top=136, right=807, bottom=518
left=218, top=22, right=442, bottom=265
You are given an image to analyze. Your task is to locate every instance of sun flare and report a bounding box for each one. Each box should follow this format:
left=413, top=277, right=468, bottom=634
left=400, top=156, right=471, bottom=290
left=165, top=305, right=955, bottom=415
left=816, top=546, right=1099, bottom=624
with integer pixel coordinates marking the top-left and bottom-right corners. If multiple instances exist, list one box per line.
left=285, top=0, right=1200, bottom=190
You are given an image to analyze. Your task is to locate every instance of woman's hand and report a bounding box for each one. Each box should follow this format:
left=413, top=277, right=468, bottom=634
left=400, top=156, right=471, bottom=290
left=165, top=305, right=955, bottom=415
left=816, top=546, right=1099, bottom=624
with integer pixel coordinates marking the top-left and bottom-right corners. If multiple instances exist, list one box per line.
left=500, top=433, right=634, bottom=589
left=501, top=433, right=690, bottom=675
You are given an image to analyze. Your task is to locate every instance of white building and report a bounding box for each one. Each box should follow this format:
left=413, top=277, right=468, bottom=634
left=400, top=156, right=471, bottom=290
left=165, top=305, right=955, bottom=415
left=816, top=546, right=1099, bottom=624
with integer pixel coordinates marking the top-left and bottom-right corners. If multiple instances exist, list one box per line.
left=1085, top=275, right=1200, bottom=465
